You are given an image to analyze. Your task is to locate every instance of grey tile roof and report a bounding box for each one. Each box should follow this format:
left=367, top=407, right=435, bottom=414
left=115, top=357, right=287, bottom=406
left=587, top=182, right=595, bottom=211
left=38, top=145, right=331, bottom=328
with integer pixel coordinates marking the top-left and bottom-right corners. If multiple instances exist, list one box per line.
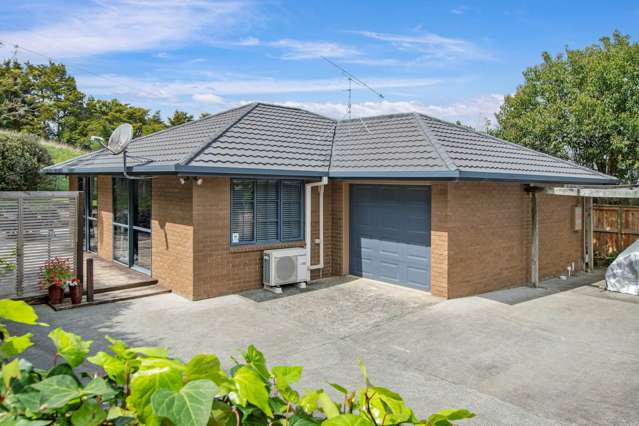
left=43, top=102, right=618, bottom=184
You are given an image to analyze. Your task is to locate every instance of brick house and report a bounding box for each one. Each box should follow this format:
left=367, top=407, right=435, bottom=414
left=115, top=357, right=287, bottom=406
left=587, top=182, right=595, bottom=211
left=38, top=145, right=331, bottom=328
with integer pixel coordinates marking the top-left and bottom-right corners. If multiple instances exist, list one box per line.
left=43, top=103, right=617, bottom=300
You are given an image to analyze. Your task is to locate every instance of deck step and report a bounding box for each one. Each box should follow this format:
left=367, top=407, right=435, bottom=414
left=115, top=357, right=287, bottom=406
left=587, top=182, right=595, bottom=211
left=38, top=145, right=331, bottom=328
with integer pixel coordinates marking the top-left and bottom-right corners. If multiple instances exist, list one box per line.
left=49, top=284, right=170, bottom=311
left=93, top=278, right=159, bottom=294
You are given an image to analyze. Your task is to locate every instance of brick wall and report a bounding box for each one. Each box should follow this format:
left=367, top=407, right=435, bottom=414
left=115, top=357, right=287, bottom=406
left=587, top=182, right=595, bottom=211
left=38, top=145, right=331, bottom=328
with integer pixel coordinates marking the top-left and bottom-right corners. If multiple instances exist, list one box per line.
left=84, top=175, right=582, bottom=301
left=151, top=176, right=194, bottom=298
left=445, top=182, right=582, bottom=298
left=191, top=177, right=307, bottom=300
left=97, top=176, right=113, bottom=261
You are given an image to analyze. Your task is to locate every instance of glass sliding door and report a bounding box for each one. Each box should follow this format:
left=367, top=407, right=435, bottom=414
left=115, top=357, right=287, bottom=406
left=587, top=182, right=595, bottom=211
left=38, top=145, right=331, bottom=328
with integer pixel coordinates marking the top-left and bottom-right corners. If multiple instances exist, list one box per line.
left=112, top=177, right=152, bottom=274
left=112, top=178, right=130, bottom=265
left=79, top=176, right=98, bottom=253
left=132, top=180, right=152, bottom=272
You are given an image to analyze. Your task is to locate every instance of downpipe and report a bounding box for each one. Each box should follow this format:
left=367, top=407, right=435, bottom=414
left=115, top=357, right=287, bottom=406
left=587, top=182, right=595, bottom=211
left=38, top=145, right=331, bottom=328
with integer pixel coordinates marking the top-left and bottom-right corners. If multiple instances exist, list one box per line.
left=305, top=177, right=328, bottom=276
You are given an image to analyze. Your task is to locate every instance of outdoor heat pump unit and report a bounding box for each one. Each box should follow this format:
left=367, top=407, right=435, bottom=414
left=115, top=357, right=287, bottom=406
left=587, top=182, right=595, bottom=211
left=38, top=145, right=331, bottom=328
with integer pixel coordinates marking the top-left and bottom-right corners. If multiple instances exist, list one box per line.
left=263, top=248, right=309, bottom=293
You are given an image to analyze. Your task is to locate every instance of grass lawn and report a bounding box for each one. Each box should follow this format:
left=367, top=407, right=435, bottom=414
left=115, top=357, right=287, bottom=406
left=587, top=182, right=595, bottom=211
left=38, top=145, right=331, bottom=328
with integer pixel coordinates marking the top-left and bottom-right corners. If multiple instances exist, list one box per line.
left=39, top=140, right=88, bottom=191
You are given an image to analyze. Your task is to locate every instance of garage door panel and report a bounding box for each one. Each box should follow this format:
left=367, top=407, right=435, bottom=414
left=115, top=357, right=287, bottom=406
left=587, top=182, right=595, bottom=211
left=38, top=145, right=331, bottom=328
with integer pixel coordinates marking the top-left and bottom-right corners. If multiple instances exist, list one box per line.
left=349, top=185, right=431, bottom=290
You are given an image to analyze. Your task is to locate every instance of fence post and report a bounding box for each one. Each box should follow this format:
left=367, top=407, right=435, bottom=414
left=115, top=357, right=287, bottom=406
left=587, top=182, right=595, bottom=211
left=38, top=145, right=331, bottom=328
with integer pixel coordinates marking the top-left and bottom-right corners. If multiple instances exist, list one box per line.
left=86, top=257, right=94, bottom=302
left=16, top=194, right=24, bottom=297
left=75, top=192, right=84, bottom=283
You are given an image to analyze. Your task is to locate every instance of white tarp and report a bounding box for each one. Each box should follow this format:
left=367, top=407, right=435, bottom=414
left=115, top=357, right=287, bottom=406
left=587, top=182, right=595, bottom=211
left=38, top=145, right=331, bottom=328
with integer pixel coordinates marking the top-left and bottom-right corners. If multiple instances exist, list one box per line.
left=605, top=239, right=639, bottom=295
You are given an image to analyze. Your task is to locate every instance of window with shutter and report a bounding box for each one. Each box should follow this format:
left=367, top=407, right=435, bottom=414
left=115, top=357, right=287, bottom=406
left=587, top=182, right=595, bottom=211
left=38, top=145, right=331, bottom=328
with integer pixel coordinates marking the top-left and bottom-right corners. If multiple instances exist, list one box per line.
left=231, top=180, right=255, bottom=243
left=281, top=181, right=303, bottom=241
left=230, top=179, right=304, bottom=245
left=256, top=180, right=279, bottom=241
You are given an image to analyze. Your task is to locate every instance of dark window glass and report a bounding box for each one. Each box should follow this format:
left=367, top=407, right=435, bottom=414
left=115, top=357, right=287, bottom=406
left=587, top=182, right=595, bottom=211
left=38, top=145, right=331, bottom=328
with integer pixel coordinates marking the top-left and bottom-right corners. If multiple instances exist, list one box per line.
left=134, top=180, right=152, bottom=230
left=88, top=220, right=97, bottom=253
left=113, top=225, right=128, bottom=264
left=89, top=176, right=98, bottom=219
left=231, top=180, right=255, bottom=243
left=256, top=180, right=279, bottom=241
left=113, top=178, right=129, bottom=225
left=281, top=181, right=303, bottom=241
left=134, top=230, right=151, bottom=270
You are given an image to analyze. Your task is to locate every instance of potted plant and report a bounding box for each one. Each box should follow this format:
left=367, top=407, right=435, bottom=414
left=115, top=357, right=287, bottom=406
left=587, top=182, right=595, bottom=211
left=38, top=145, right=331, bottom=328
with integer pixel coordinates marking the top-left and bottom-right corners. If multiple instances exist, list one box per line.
left=68, top=278, right=83, bottom=305
left=40, top=257, right=75, bottom=305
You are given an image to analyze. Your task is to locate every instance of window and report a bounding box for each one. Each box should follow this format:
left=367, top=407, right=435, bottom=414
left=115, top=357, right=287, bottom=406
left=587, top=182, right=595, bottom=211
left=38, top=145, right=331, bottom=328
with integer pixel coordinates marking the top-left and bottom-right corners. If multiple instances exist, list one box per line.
left=231, top=179, right=304, bottom=245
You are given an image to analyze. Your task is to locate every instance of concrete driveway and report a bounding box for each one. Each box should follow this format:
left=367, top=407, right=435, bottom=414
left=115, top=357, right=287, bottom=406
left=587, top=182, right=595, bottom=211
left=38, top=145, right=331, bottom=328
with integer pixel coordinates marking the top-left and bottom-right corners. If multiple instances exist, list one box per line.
left=14, top=272, right=639, bottom=425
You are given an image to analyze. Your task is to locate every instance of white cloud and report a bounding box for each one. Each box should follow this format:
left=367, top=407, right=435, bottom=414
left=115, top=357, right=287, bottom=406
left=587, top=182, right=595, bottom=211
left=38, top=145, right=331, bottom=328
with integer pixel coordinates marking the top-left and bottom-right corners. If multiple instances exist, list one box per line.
left=192, top=93, right=225, bottom=104
left=0, top=0, right=251, bottom=59
left=268, top=39, right=359, bottom=59
left=276, top=95, right=504, bottom=128
left=76, top=74, right=445, bottom=99
left=352, top=30, right=491, bottom=61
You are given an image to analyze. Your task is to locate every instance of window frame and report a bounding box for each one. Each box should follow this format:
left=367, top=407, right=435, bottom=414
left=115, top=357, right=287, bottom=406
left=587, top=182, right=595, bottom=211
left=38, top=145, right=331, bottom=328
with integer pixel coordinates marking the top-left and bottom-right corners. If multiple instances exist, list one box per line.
left=229, top=178, right=304, bottom=246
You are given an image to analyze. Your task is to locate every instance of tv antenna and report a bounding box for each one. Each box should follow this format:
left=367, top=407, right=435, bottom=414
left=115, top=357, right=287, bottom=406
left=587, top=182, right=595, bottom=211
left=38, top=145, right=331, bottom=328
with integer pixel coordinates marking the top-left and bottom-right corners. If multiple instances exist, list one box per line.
left=321, top=56, right=384, bottom=120
left=96, top=123, right=152, bottom=180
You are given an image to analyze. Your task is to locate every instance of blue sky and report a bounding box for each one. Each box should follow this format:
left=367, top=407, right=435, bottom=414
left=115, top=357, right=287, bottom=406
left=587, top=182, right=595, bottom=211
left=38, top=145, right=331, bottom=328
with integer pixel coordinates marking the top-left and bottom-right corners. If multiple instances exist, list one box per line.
left=1, top=0, right=637, bottom=127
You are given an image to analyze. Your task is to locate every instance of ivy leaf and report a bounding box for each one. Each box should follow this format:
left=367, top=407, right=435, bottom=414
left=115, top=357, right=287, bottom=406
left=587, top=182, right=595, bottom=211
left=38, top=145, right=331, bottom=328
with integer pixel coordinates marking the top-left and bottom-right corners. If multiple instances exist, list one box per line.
left=184, top=354, right=229, bottom=386
left=31, top=374, right=82, bottom=409
left=0, top=333, right=33, bottom=358
left=126, top=346, right=168, bottom=359
left=321, top=414, right=372, bottom=426
left=84, top=377, right=117, bottom=400
left=233, top=365, right=273, bottom=417
left=87, top=351, right=126, bottom=384
left=300, top=389, right=322, bottom=414
left=150, top=379, right=216, bottom=426
left=209, top=400, right=236, bottom=426
left=48, top=328, right=93, bottom=368
left=317, top=391, right=340, bottom=419
left=0, top=416, right=50, bottom=426
left=289, top=411, right=322, bottom=426
left=126, top=359, right=184, bottom=425
left=329, top=383, right=349, bottom=394
left=2, top=358, right=21, bottom=388
left=242, top=345, right=270, bottom=381
left=424, top=408, right=476, bottom=426
left=0, top=300, right=39, bottom=325
left=16, top=392, right=41, bottom=414
left=272, top=366, right=303, bottom=403
left=71, top=399, right=107, bottom=426
left=358, top=386, right=413, bottom=425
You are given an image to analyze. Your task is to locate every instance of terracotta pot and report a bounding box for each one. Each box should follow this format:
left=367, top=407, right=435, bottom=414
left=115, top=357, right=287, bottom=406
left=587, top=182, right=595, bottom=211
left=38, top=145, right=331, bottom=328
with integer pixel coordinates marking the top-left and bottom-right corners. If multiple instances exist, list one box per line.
left=48, top=285, right=64, bottom=304
left=69, top=284, right=83, bottom=305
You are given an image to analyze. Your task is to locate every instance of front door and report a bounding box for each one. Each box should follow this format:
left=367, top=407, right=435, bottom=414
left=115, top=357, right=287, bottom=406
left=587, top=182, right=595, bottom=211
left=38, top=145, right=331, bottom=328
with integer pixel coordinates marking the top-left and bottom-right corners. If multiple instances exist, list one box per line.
left=112, top=178, right=152, bottom=274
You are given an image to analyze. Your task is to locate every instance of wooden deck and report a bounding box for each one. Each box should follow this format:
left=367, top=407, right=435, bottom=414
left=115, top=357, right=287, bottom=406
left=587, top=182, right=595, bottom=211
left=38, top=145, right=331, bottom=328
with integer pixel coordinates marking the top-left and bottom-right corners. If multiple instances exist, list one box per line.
left=46, top=253, right=166, bottom=310
left=84, top=252, right=157, bottom=292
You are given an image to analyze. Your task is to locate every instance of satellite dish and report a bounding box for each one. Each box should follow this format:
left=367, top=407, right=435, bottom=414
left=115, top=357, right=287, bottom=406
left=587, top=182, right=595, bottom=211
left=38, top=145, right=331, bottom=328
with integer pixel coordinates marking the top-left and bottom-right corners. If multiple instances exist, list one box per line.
left=106, top=123, right=133, bottom=154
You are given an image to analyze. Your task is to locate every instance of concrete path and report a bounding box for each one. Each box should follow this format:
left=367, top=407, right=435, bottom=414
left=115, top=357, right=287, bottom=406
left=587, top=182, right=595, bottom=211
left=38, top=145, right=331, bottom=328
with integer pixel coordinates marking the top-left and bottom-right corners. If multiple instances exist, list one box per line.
left=12, top=272, right=639, bottom=425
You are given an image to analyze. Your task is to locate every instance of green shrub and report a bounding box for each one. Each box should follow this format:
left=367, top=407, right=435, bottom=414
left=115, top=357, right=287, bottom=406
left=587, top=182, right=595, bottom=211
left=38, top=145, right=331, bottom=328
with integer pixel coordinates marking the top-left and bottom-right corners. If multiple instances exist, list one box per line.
left=0, top=299, right=475, bottom=425
left=0, top=130, right=52, bottom=191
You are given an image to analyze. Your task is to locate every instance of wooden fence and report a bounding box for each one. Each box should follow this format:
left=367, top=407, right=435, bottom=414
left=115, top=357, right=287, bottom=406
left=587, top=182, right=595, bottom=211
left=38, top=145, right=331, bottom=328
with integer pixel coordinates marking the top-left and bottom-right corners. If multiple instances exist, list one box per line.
left=0, top=192, right=81, bottom=298
left=593, top=204, right=639, bottom=258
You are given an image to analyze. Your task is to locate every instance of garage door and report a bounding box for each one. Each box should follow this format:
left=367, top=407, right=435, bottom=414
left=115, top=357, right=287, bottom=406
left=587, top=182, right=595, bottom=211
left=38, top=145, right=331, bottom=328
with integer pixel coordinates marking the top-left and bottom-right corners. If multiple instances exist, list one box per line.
left=349, top=185, right=431, bottom=290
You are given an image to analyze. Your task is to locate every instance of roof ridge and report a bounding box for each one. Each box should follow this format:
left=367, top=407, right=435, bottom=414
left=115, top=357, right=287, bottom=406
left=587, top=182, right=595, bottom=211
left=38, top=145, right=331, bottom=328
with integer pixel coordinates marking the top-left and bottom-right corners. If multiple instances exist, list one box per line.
left=252, top=102, right=337, bottom=122
left=417, top=113, right=616, bottom=181
left=412, top=113, right=457, bottom=172
left=327, top=122, right=339, bottom=171
left=130, top=102, right=257, bottom=145
left=179, top=103, right=259, bottom=166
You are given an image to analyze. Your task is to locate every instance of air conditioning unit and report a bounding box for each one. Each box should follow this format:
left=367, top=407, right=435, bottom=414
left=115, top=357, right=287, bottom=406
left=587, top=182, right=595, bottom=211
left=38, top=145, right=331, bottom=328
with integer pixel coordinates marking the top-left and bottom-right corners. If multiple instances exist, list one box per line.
left=263, top=247, right=309, bottom=293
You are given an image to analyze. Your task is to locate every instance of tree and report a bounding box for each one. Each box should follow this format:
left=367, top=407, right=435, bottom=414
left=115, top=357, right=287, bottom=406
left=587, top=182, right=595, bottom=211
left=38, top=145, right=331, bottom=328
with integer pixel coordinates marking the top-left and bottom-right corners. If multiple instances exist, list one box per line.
left=0, top=60, right=85, bottom=144
left=168, top=110, right=194, bottom=126
left=494, top=31, right=639, bottom=182
left=0, top=130, right=51, bottom=190
left=80, top=98, right=167, bottom=149
left=199, top=112, right=212, bottom=119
